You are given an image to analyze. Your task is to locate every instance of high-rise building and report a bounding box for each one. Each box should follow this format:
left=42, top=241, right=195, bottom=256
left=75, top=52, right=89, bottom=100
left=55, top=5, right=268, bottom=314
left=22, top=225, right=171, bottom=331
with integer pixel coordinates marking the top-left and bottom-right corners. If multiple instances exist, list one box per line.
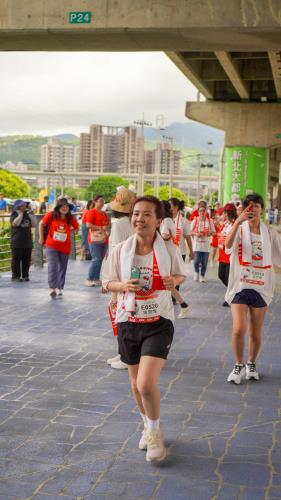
left=145, top=143, right=181, bottom=175
left=79, top=124, right=143, bottom=175
left=40, top=137, right=79, bottom=188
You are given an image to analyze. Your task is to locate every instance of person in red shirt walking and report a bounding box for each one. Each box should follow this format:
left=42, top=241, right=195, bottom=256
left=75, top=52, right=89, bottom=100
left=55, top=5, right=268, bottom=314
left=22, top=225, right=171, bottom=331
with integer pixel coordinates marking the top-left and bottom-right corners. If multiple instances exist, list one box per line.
left=81, top=200, right=94, bottom=261
left=217, top=203, right=237, bottom=306
left=85, top=195, right=110, bottom=287
left=39, top=198, right=79, bottom=298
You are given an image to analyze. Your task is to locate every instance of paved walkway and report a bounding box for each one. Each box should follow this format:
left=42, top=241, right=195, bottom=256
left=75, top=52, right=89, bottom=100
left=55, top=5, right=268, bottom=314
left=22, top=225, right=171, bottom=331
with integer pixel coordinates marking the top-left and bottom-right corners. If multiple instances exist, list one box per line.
left=0, top=261, right=281, bottom=500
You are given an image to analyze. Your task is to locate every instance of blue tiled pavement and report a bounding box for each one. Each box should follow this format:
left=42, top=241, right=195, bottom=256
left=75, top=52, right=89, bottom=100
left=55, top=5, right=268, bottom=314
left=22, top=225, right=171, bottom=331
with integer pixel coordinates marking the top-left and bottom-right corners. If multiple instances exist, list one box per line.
left=0, top=261, right=281, bottom=500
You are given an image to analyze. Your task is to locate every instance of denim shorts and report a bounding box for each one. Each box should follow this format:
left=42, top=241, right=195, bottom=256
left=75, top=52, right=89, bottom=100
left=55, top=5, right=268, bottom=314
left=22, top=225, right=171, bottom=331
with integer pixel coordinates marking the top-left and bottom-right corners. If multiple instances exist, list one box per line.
left=231, top=289, right=267, bottom=308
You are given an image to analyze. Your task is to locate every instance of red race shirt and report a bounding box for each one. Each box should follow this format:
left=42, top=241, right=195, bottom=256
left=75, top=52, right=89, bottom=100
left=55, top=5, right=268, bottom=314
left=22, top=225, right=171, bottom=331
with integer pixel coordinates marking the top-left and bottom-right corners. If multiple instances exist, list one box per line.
left=86, top=208, right=110, bottom=244
left=190, top=209, right=210, bottom=221
left=42, top=211, right=79, bottom=255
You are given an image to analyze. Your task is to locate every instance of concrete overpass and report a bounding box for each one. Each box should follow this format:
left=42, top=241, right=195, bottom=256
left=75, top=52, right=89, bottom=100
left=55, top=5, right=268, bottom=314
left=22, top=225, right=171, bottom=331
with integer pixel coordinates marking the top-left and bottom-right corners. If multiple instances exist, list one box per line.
left=1, top=0, right=281, bottom=203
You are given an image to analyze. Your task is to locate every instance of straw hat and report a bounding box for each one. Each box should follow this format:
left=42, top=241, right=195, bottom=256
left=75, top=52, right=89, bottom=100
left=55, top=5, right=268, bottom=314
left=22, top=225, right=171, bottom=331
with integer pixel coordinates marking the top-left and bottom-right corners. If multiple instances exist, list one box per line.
left=110, top=188, right=135, bottom=213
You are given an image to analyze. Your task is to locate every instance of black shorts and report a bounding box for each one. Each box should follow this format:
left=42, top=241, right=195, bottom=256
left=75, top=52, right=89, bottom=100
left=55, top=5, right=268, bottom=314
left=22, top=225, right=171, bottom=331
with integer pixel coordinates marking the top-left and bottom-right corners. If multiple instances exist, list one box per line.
left=117, top=317, right=174, bottom=365
left=231, top=289, right=267, bottom=308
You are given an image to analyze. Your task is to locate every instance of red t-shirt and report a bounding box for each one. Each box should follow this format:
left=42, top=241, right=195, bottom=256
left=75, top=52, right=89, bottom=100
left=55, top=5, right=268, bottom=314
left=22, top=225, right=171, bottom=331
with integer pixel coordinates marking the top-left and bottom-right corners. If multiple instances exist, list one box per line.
left=190, top=209, right=210, bottom=221
left=86, top=208, right=110, bottom=244
left=42, top=211, right=79, bottom=255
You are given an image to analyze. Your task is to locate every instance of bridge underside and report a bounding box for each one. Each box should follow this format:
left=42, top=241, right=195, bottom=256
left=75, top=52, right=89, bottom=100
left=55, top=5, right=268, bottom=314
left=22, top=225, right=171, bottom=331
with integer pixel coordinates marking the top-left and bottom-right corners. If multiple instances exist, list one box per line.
left=1, top=0, right=281, bottom=203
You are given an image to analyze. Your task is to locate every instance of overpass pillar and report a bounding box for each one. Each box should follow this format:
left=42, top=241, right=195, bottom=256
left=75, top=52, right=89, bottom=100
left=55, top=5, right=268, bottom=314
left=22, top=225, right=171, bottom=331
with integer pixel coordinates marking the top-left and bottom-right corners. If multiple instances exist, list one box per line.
left=186, top=102, right=281, bottom=204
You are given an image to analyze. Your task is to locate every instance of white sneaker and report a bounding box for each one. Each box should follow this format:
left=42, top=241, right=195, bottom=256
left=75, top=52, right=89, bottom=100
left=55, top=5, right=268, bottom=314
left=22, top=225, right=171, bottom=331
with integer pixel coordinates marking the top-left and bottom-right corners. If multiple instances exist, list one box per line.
left=146, top=428, right=166, bottom=463
left=193, top=272, right=199, bottom=281
left=227, top=364, right=246, bottom=384
left=110, top=359, right=128, bottom=370
left=200, top=275, right=207, bottom=283
left=178, top=305, right=192, bottom=319
left=139, top=425, right=148, bottom=450
left=106, top=354, right=120, bottom=366
left=246, top=362, right=259, bottom=380
left=85, top=280, right=96, bottom=287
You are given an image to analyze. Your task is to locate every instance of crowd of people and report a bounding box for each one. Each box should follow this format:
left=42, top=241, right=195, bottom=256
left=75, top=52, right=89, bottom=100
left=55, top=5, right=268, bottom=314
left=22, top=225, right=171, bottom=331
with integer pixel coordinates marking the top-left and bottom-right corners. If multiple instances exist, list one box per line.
left=3, top=188, right=281, bottom=464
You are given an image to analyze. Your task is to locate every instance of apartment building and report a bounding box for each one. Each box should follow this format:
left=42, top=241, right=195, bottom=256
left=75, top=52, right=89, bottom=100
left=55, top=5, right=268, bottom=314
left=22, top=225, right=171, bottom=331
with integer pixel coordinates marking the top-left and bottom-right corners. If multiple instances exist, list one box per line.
left=79, top=124, right=143, bottom=175
left=40, top=137, right=79, bottom=188
left=145, top=143, right=181, bottom=175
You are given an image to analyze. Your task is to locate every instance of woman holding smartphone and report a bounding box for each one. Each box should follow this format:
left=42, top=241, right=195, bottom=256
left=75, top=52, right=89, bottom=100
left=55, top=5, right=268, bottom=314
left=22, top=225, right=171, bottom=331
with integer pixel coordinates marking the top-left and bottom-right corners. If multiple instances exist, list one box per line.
left=225, top=193, right=281, bottom=384
left=102, top=196, right=186, bottom=463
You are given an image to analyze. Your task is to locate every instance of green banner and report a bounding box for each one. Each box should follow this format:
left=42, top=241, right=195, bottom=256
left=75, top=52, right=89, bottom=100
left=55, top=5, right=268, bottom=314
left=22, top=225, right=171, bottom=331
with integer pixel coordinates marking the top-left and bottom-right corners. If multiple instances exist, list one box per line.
left=223, top=146, right=269, bottom=205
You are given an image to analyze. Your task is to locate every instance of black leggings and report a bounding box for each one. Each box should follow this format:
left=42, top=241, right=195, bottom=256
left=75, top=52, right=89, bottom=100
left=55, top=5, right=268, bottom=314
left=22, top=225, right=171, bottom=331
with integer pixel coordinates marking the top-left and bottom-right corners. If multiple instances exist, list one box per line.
left=218, top=262, right=230, bottom=287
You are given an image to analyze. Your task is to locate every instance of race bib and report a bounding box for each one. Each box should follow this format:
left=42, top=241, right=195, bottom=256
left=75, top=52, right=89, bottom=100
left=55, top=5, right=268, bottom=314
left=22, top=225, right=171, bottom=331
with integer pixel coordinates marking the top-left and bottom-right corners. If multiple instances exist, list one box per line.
left=128, top=295, right=160, bottom=323
left=240, top=266, right=265, bottom=286
left=53, top=231, right=67, bottom=242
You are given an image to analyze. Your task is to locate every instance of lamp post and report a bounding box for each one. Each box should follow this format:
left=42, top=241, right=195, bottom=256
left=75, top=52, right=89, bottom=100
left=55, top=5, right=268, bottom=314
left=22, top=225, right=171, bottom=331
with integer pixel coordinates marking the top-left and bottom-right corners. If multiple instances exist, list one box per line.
left=134, top=114, right=152, bottom=196
left=162, top=134, right=174, bottom=198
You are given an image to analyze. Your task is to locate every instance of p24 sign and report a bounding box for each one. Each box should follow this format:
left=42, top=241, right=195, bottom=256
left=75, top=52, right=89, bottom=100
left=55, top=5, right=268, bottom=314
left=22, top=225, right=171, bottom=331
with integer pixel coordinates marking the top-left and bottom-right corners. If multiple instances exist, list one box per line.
left=69, top=12, right=92, bottom=24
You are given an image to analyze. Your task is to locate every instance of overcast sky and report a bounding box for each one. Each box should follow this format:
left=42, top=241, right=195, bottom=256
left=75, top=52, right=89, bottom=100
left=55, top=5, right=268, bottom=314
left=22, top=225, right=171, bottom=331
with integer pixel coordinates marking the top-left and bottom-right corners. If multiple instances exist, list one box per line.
left=0, top=51, right=198, bottom=137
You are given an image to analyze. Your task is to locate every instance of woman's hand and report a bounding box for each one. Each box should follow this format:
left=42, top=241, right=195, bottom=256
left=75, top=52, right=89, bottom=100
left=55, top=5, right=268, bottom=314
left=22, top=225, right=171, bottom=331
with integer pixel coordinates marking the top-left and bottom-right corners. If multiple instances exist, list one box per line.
left=236, top=203, right=254, bottom=225
left=121, top=279, right=140, bottom=293
left=162, top=276, right=176, bottom=291
left=38, top=237, right=45, bottom=246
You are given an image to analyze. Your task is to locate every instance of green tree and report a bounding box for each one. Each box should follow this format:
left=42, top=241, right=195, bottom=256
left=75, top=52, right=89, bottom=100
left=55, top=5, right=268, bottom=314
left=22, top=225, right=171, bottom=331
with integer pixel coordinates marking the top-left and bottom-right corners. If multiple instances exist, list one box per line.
left=86, top=176, right=130, bottom=202
left=0, top=169, right=29, bottom=198
left=144, top=185, right=188, bottom=205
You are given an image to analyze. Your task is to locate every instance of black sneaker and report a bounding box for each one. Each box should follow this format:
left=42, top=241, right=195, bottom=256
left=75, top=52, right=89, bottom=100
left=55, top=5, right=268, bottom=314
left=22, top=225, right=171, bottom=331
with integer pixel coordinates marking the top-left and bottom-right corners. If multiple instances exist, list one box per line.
left=22, top=277, right=30, bottom=282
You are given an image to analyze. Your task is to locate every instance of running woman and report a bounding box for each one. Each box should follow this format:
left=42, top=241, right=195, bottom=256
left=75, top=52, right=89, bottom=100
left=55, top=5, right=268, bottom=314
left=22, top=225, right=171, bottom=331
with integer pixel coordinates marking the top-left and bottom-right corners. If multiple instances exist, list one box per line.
left=225, top=193, right=281, bottom=384
left=191, top=205, right=216, bottom=282
left=160, top=200, right=191, bottom=318
left=39, top=198, right=79, bottom=298
left=217, top=203, right=237, bottom=306
left=102, top=196, right=186, bottom=463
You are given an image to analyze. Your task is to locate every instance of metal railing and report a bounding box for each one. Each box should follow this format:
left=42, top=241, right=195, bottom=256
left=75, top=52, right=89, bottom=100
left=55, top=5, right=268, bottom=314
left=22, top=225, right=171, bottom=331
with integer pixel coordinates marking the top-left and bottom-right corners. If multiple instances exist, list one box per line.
left=0, top=212, right=83, bottom=274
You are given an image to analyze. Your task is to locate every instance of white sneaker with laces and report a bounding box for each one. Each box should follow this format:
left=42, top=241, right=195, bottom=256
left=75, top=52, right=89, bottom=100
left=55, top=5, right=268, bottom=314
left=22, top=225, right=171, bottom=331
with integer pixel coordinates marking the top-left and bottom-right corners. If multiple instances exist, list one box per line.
left=193, top=272, right=199, bottom=281
left=227, top=364, right=246, bottom=384
left=110, top=359, right=128, bottom=370
left=106, top=354, right=120, bottom=366
left=178, top=305, right=192, bottom=319
left=146, top=428, right=166, bottom=463
left=139, top=425, right=148, bottom=450
left=200, top=275, right=207, bottom=283
left=85, top=280, right=96, bottom=287
left=246, top=362, right=259, bottom=380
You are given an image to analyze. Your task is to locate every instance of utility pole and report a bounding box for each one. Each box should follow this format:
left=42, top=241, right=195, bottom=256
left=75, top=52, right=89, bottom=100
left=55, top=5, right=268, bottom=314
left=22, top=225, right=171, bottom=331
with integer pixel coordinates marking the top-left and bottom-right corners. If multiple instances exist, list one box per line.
left=134, top=113, right=152, bottom=196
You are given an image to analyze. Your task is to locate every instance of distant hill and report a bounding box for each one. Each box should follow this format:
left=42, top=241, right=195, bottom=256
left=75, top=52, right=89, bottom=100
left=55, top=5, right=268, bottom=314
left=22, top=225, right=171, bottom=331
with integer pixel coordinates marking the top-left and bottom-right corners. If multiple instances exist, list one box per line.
left=0, top=122, right=224, bottom=171
left=144, top=121, right=225, bottom=152
left=0, top=134, right=79, bottom=165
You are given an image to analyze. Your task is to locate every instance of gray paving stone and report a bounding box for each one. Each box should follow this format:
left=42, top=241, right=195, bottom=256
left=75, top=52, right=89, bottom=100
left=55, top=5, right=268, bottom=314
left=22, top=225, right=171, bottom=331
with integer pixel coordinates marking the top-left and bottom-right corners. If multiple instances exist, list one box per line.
left=0, top=261, right=281, bottom=499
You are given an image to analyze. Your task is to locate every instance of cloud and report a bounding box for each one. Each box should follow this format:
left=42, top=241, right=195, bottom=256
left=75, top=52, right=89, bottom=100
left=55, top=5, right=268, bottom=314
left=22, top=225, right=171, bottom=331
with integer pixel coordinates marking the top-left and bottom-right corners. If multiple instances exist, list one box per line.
left=0, top=51, right=197, bottom=135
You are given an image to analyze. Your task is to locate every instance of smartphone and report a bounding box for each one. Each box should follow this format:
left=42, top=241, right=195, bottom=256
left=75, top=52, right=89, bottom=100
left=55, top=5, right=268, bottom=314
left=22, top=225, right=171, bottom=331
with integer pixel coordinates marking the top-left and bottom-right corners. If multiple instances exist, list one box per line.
left=130, top=266, right=141, bottom=280
left=248, top=203, right=254, bottom=218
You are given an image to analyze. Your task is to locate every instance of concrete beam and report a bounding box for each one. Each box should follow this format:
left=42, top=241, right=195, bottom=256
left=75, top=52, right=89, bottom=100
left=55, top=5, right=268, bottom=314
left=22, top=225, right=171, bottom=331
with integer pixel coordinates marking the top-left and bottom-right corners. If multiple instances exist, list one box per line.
left=166, top=52, right=213, bottom=99
left=186, top=102, right=281, bottom=148
left=215, top=51, right=249, bottom=99
left=1, top=0, right=281, bottom=51
left=268, top=51, right=281, bottom=99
